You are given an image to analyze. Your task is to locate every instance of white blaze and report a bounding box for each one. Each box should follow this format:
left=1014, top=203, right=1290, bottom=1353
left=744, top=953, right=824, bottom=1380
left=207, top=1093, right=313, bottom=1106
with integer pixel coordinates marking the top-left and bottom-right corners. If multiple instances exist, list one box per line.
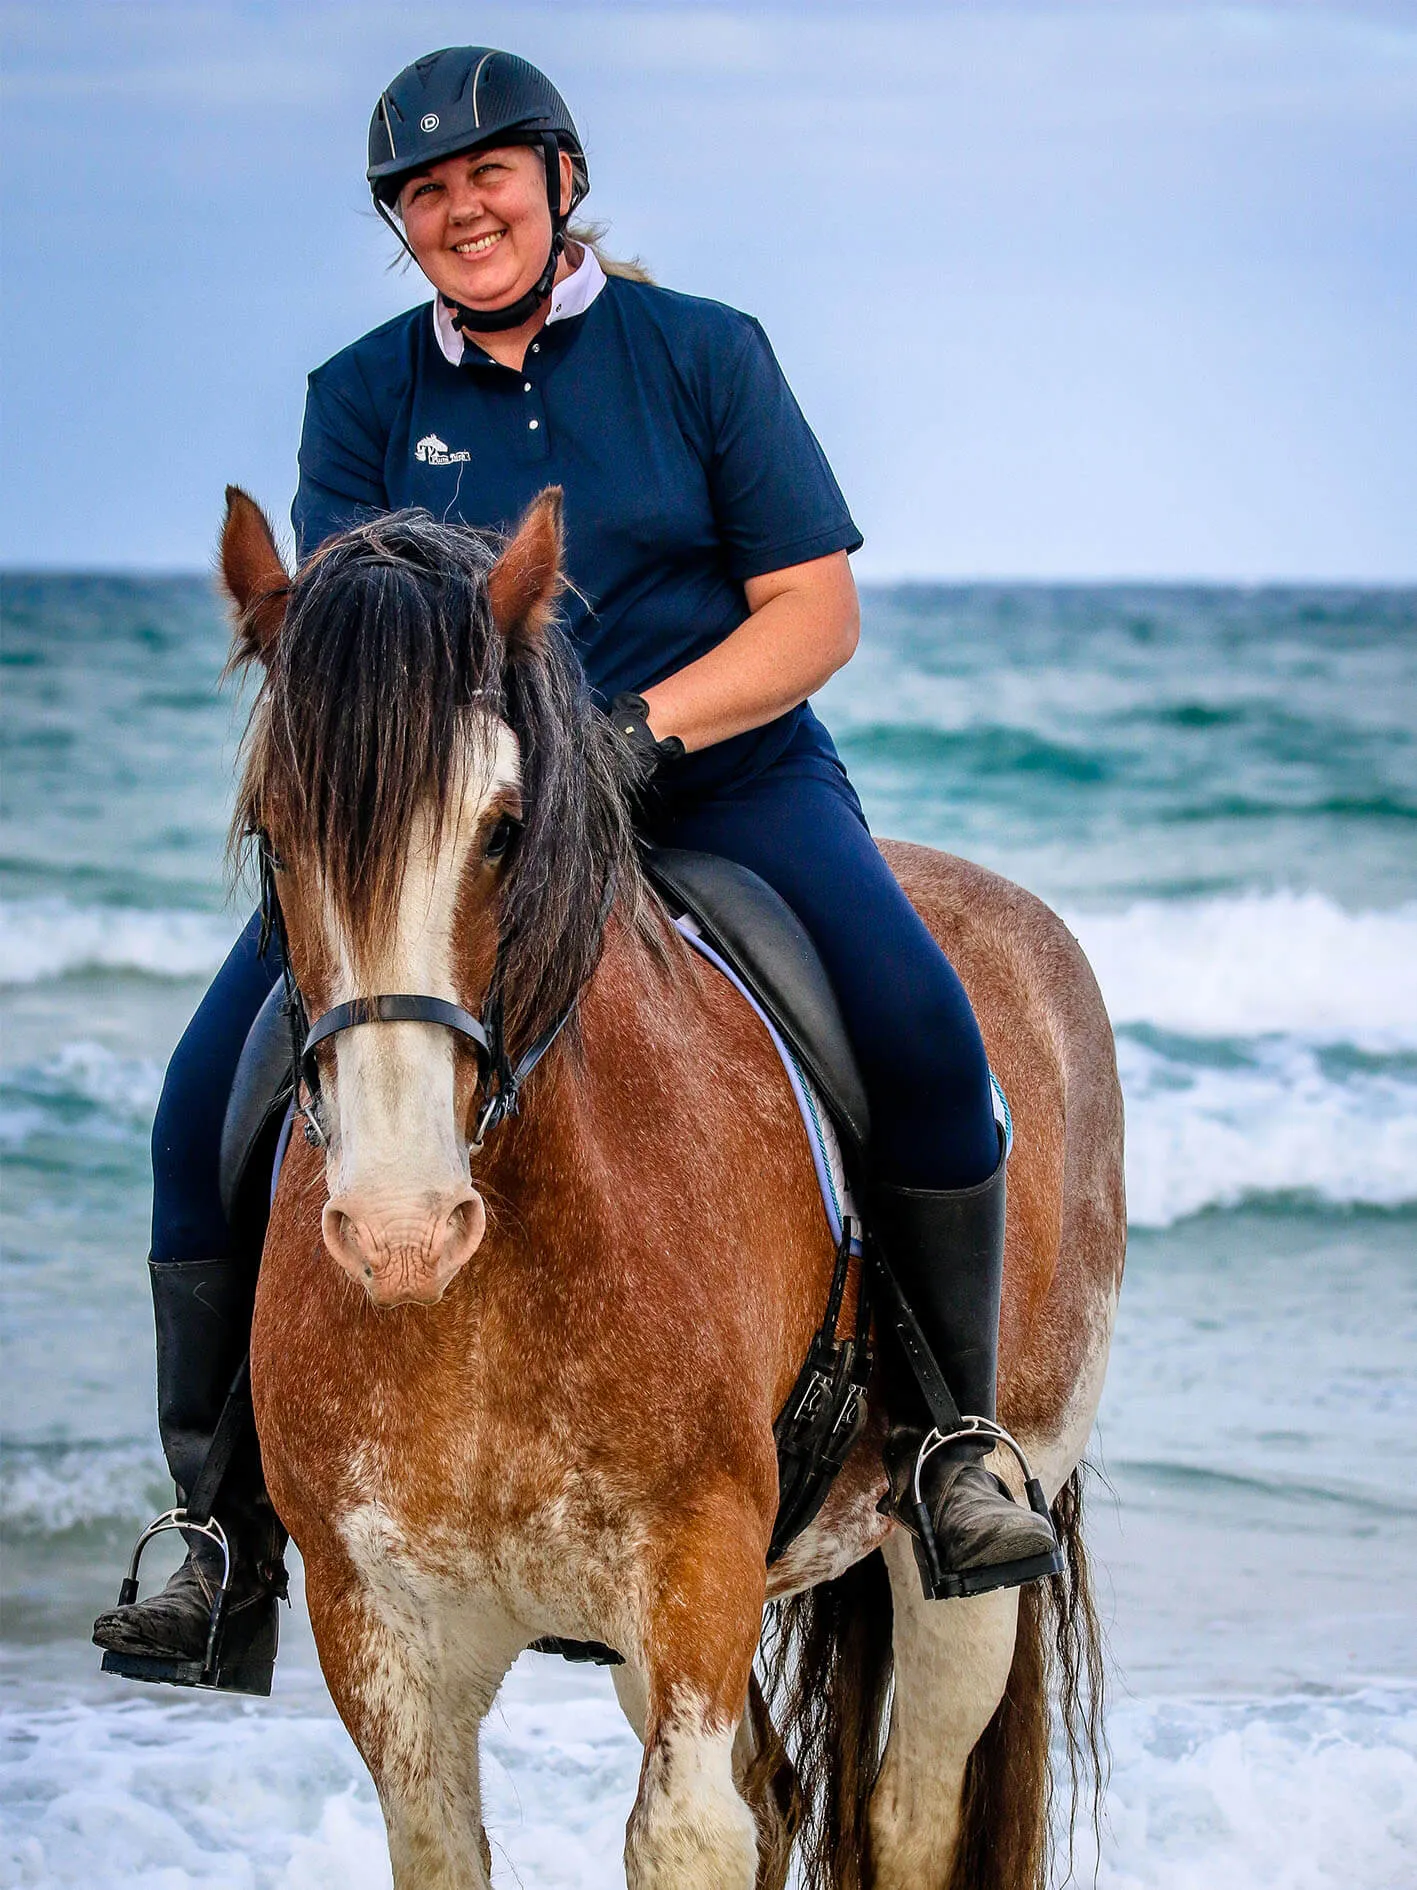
left=321, top=717, right=519, bottom=1226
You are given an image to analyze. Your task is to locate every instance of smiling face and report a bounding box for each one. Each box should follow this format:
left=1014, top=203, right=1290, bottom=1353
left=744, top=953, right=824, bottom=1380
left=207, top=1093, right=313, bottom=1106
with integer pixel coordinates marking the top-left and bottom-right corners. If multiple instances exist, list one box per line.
left=398, top=142, right=574, bottom=312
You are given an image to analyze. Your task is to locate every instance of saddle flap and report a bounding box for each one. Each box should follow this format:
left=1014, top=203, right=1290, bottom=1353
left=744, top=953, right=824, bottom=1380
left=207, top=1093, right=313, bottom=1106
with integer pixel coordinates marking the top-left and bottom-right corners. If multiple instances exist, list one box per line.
left=218, top=980, right=294, bottom=1227
left=643, top=847, right=871, bottom=1160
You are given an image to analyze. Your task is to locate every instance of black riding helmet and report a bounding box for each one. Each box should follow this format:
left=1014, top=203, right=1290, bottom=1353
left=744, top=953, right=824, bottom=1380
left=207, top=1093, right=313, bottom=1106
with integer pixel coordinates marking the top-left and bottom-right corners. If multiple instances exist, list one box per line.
left=367, top=47, right=588, bottom=333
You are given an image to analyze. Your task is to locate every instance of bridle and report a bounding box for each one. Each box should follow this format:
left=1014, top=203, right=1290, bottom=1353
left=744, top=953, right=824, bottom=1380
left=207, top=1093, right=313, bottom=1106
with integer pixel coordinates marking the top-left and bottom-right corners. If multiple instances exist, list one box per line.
left=256, top=831, right=596, bottom=1158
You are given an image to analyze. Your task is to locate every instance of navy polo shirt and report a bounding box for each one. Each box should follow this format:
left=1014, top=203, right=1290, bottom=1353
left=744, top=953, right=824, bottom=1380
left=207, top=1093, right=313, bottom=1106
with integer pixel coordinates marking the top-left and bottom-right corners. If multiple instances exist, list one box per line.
left=293, top=265, right=862, bottom=791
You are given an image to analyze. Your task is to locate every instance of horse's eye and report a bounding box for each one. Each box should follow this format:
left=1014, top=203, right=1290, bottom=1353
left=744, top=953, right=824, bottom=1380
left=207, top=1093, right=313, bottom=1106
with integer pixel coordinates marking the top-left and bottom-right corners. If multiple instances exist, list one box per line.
left=484, top=814, right=519, bottom=863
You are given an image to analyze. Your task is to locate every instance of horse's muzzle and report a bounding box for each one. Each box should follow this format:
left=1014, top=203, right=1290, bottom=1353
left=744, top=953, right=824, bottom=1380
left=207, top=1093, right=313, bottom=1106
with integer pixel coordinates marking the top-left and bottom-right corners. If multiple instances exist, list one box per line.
left=321, top=1188, right=486, bottom=1306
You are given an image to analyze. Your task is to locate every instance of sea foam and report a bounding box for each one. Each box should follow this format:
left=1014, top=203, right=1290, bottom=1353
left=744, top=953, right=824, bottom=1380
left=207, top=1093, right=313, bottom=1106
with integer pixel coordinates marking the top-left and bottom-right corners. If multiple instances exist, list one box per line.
left=1070, top=892, right=1417, bottom=1049
left=0, top=1440, right=166, bottom=1537
left=1, top=1679, right=1412, bottom=1889
left=5, top=893, right=1415, bottom=1227
left=0, top=1044, right=163, bottom=1152
left=1119, top=1033, right=1417, bottom=1226
left=4, top=889, right=1411, bottom=1044
left=0, top=899, right=235, bottom=987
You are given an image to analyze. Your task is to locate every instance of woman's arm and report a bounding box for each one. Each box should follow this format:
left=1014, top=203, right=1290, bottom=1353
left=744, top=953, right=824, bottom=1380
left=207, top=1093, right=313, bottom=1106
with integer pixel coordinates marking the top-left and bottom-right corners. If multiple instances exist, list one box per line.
left=639, top=550, right=859, bottom=753
left=292, top=373, right=392, bottom=561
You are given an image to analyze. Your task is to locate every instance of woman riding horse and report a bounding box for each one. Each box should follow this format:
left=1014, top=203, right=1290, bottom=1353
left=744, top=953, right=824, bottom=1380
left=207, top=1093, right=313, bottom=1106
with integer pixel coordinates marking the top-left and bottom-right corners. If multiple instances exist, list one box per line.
left=94, top=45, right=1059, bottom=1689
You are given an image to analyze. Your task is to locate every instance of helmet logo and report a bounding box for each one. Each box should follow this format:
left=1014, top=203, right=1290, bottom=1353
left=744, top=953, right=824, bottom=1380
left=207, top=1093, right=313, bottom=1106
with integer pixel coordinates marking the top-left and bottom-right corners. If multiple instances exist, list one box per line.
left=420, top=113, right=439, bottom=133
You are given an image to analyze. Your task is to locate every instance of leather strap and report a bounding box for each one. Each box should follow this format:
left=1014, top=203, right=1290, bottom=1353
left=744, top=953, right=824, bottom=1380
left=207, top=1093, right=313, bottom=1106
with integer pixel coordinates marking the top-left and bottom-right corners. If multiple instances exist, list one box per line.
left=303, top=993, right=492, bottom=1091
left=184, top=1356, right=253, bottom=1528
left=869, top=1250, right=964, bottom=1437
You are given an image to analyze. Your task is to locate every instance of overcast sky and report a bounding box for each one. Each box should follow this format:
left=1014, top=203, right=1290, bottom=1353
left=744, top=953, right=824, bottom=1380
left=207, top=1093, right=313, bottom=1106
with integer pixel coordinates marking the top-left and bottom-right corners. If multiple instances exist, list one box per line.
left=2, top=0, right=1413, bottom=577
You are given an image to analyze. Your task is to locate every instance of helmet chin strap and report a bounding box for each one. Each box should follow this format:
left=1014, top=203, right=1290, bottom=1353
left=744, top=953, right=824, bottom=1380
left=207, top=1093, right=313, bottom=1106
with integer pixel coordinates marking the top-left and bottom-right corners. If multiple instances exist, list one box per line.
left=375, top=133, right=567, bottom=341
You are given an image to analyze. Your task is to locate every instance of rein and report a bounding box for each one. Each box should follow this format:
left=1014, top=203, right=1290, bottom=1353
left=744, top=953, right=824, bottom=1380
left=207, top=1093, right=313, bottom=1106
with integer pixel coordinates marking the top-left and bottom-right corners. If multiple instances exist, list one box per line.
left=257, top=832, right=602, bottom=1157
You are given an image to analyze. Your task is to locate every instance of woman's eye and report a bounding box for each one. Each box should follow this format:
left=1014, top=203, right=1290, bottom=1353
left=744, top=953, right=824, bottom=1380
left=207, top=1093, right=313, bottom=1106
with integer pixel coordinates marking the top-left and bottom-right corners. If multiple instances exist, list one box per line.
left=411, top=180, right=438, bottom=201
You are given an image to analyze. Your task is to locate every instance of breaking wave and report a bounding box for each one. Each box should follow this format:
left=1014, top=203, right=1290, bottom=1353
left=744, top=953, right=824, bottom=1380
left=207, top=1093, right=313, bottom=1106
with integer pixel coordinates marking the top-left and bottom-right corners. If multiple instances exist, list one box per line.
left=0, top=899, right=235, bottom=987
left=1069, top=892, right=1417, bottom=1049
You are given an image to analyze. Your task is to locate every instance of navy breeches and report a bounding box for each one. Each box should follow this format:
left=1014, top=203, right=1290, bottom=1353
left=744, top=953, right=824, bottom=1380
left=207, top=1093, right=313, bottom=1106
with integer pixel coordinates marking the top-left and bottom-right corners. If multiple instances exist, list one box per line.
left=150, top=911, right=280, bottom=1261
left=150, top=733, right=998, bottom=1259
left=641, top=726, right=998, bottom=1193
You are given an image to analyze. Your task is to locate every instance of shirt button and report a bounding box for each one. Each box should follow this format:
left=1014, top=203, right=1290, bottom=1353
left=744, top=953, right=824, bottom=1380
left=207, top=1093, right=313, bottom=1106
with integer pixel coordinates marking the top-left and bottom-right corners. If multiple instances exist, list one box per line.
left=531, top=342, right=541, bottom=353
left=523, top=381, right=532, bottom=392
left=528, top=419, right=540, bottom=431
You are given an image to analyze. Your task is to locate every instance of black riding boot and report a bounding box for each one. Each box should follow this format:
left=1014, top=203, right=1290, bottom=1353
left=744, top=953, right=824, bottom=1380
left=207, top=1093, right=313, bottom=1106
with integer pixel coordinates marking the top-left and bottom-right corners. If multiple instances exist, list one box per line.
left=873, top=1148, right=1063, bottom=1600
left=92, top=1257, right=288, bottom=1696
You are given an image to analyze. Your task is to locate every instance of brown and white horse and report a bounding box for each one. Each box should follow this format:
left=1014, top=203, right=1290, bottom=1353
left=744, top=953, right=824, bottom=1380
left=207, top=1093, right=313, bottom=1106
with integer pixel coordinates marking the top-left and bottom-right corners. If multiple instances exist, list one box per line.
left=220, top=486, right=1124, bottom=1890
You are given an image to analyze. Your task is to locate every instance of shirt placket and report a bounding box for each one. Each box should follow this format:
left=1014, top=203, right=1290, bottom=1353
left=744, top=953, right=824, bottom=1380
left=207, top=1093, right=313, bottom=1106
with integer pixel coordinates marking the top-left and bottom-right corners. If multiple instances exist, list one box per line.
left=519, top=349, right=549, bottom=462
left=463, top=342, right=550, bottom=464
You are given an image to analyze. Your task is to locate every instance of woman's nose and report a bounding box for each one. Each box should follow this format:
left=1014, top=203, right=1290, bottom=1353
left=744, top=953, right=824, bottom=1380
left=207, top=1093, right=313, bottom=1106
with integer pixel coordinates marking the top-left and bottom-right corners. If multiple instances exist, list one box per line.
left=446, top=185, right=485, bottom=222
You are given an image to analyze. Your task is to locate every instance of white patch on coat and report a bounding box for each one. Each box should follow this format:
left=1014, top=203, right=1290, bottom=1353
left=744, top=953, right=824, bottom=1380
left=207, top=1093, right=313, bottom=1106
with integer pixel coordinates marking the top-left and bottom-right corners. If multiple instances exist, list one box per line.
left=1029, top=1273, right=1122, bottom=1500
left=869, top=1529, right=1021, bottom=1886
left=334, top=1496, right=522, bottom=1883
left=625, top=1702, right=759, bottom=1890
left=320, top=716, right=519, bottom=1211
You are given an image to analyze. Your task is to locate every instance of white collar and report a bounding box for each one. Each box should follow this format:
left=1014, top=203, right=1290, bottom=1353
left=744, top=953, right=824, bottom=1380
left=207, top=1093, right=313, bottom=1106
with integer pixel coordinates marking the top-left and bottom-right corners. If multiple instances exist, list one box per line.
left=433, top=246, right=607, bottom=365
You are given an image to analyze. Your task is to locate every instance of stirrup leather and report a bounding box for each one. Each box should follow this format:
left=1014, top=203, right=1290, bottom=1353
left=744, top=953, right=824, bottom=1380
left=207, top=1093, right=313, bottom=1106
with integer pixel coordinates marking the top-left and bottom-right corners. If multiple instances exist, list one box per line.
left=900, top=1417, right=1064, bottom=1600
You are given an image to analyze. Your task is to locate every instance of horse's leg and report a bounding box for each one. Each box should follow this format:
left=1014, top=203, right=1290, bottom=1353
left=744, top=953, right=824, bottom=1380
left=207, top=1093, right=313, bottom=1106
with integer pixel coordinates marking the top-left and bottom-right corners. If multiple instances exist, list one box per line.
left=624, top=1504, right=767, bottom=1890
left=613, top=1658, right=649, bottom=1738
left=302, top=1550, right=517, bottom=1890
left=617, top=1646, right=792, bottom=1890
left=616, top=1657, right=760, bottom=1783
left=868, top=1528, right=1020, bottom=1889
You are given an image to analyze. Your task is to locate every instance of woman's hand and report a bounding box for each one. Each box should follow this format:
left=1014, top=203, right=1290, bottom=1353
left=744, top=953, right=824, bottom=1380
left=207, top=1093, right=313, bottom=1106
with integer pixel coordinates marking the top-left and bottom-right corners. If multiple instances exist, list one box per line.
left=639, top=551, right=859, bottom=754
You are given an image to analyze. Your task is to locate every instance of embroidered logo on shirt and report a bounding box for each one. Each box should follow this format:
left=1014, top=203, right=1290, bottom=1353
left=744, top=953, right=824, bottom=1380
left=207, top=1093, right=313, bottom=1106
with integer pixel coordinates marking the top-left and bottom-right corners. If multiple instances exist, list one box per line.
left=414, top=433, right=471, bottom=467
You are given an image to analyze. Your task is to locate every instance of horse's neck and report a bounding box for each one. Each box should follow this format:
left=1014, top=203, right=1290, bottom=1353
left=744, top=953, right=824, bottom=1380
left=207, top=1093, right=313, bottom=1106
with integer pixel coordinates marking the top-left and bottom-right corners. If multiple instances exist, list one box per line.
left=491, top=900, right=695, bottom=1191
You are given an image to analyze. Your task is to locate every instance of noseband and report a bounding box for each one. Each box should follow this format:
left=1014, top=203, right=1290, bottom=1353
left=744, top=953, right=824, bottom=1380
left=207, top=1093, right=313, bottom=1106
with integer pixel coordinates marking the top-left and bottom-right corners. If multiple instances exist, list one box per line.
left=257, top=835, right=588, bottom=1156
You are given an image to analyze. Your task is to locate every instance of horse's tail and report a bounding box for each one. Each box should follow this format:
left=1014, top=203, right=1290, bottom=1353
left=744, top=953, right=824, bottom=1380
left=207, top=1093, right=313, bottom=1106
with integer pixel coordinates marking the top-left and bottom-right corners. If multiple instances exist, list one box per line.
left=945, top=1465, right=1108, bottom=1890
left=753, top=1549, right=894, bottom=1890
left=754, top=1466, right=1106, bottom=1890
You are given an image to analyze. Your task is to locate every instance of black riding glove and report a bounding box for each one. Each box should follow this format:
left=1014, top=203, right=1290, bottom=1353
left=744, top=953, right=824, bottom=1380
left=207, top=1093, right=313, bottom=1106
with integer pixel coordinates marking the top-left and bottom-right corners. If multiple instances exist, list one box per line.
left=606, top=692, right=686, bottom=784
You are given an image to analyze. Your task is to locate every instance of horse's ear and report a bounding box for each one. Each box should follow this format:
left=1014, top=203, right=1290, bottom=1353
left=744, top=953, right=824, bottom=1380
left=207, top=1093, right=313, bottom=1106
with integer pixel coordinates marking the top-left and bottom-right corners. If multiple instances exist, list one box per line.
left=219, top=485, right=291, bottom=665
left=488, top=487, right=564, bottom=655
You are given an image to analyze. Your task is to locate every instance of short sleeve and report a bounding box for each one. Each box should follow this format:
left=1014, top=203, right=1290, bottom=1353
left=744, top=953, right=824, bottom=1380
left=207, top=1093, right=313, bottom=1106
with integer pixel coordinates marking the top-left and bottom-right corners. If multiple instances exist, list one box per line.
left=292, top=372, right=390, bottom=560
left=706, top=319, right=863, bottom=582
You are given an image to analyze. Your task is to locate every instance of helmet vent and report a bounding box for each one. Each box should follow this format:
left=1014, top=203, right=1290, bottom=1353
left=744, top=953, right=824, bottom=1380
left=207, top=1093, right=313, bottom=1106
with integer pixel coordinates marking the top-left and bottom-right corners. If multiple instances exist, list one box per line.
left=469, top=49, right=495, bottom=129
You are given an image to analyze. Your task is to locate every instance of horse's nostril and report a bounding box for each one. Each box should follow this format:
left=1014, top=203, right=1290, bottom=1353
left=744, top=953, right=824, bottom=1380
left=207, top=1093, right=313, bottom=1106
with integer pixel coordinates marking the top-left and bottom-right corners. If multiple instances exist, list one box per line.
left=442, top=1195, right=485, bottom=1265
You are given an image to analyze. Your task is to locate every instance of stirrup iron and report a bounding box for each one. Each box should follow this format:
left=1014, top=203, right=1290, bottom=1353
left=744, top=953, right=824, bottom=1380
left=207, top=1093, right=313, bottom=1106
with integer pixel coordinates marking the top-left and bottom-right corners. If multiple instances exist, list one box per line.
left=99, top=1508, right=261, bottom=1694
left=905, top=1418, right=1064, bottom=1600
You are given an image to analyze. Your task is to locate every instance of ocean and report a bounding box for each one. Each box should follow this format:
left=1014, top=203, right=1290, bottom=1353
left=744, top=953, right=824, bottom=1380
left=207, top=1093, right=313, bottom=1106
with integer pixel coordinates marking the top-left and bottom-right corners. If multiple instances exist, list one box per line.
left=2, top=574, right=1414, bottom=1887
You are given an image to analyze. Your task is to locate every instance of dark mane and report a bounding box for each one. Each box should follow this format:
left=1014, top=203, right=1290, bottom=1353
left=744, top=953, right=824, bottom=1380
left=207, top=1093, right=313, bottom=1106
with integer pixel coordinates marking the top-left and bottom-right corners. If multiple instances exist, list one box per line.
left=231, top=509, right=647, bottom=1051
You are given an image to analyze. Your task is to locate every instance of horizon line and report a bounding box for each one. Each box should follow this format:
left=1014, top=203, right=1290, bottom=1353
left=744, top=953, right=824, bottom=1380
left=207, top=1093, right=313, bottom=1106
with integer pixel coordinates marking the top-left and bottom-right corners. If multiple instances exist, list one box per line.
left=4, top=565, right=1416, bottom=591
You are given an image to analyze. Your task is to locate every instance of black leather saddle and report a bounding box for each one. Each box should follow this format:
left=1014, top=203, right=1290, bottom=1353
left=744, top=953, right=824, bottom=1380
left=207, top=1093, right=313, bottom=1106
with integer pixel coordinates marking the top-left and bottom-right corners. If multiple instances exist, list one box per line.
left=219, top=978, right=294, bottom=1237
left=220, top=848, right=871, bottom=1229
left=640, top=848, right=870, bottom=1160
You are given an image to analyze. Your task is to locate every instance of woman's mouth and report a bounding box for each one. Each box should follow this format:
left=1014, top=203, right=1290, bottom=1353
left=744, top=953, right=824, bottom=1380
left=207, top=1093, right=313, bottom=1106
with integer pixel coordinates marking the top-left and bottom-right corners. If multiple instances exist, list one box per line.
left=452, top=230, right=506, bottom=257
